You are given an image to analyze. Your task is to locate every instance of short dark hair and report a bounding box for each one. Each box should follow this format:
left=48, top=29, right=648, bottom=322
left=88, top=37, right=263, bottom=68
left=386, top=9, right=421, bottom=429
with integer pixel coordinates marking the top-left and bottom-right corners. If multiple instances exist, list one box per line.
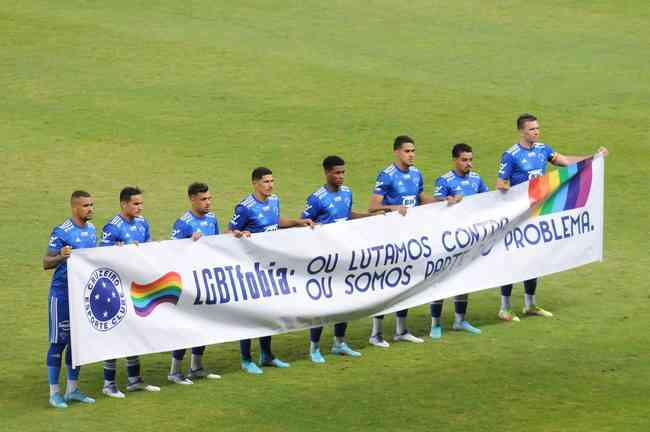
left=188, top=182, right=209, bottom=197
left=452, top=143, right=473, bottom=158
left=119, top=186, right=143, bottom=203
left=322, top=155, right=345, bottom=171
left=517, top=113, right=537, bottom=130
left=251, top=167, right=272, bottom=181
left=70, top=190, right=91, bottom=202
left=393, top=135, right=415, bottom=150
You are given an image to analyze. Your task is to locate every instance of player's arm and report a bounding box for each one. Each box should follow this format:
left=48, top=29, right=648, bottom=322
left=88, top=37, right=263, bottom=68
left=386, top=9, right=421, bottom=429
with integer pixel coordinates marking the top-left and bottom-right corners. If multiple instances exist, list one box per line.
left=495, top=179, right=509, bottom=191
left=224, top=222, right=251, bottom=238
left=172, top=219, right=196, bottom=241
left=552, top=147, right=609, bottom=166
left=131, top=221, right=151, bottom=246
left=184, top=223, right=203, bottom=241
left=350, top=210, right=381, bottom=219
left=43, top=230, right=70, bottom=270
left=370, top=172, right=408, bottom=215
left=227, top=205, right=252, bottom=238
left=478, top=178, right=489, bottom=194
left=419, top=193, right=436, bottom=205
left=348, top=193, right=383, bottom=219
left=227, top=229, right=251, bottom=238
left=417, top=174, right=435, bottom=205
left=369, top=194, right=408, bottom=216
left=279, top=216, right=315, bottom=228
left=100, top=224, right=123, bottom=247
left=301, top=195, right=320, bottom=221
left=433, top=178, right=461, bottom=205
left=436, top=195, right=462, bottom=204
left=43, top=248, right=71, bottom=270
left=496, top=152, right=514, bottom=191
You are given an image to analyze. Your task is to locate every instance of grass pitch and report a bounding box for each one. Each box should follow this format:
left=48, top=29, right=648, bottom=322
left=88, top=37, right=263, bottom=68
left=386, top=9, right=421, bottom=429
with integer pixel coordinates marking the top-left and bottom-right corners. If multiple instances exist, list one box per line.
left=1, top=1, right=649, bottom=431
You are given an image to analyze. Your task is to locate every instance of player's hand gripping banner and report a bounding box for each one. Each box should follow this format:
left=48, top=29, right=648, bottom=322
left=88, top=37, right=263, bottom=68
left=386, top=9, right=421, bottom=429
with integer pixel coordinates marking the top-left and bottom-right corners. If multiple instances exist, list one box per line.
left=68, top=156, right=604, bottom=366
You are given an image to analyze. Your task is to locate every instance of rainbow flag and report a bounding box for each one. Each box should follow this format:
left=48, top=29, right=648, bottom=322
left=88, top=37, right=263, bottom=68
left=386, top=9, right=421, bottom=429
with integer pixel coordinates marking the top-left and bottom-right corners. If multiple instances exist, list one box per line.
left=130, top=272, right=182, bottom=317
left=528, top=158, right=593, bottom=216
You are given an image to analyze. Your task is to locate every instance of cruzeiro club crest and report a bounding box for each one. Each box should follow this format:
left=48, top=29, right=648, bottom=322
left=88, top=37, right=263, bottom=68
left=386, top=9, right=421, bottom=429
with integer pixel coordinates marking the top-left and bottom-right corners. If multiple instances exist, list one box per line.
left=84, top=268, right=127, bottom=332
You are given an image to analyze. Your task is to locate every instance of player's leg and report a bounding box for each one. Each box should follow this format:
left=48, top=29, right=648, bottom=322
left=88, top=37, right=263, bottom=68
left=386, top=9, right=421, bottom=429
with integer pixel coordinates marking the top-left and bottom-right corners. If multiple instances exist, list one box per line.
left=452, top=295, right=481, bottom=334
left=102, top=359, right=124, bottom=398
left=187, top=346, right=221, bottom=380
left=168, top=349, right=193, bottom=385
left=430, top=300, right=444, bottom=340
left=47, top=344, right=67, bottom=408
left=498, top=284, right=520, bottom=321
left=259, top=336, right=290, bottom=368
left=522, top=278, right=553, bottom=317
left=331, top=322, right=361, bottom=357
left=240, top=339, right=262, bottom=374
left=309, top=327, right=326, bottom=363
left=394, top=309, right=423, bottom=343
left=369, top=315, right=389, bottom=348
left=63, top=344, right=95, bottom=404
left=47, top=296, right=67, bottom=408
left=126, top=356, right=160, bottom=392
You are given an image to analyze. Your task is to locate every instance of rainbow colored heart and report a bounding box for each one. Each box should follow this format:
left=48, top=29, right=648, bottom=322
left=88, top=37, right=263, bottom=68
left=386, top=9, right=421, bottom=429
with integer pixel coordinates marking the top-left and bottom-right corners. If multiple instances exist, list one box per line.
left=528, top=158, right=593, bottom=216
left=130, top=272, right=182, bottom=317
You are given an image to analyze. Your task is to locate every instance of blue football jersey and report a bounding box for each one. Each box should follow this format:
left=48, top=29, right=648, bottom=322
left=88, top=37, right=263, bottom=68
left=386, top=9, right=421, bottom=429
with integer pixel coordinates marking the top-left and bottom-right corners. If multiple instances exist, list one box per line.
left=229, top=194, right=280, bottom=234
left=498, top=143, right=557, bottom=186
left=301, top=185, right=353, bottom=224
left=48, top=219, right=97, bottom=297
left=373, top=164, right=424, bottom=207
left=100, top=214, right=151, bottom=246
left=434, top=170, right=489, bottom=198
left=171, top=211, right=219, bottom=239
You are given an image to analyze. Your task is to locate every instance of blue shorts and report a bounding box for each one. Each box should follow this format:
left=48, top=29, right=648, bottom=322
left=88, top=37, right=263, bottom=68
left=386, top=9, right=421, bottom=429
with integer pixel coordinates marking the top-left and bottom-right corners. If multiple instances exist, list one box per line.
left=48, top=296, right=70, bottom=344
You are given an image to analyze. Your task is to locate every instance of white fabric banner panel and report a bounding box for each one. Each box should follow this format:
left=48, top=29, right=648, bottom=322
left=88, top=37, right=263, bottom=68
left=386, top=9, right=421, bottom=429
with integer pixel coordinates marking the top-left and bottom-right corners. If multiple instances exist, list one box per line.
left=69, top=156, right=604, bottom=366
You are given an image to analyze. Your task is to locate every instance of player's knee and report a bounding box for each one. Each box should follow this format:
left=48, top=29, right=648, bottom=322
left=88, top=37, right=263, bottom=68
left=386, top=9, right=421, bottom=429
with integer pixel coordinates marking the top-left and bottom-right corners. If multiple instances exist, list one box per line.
left=46, top=343, right=66, bottom=367
left=64, top=346, right=73, bottom=366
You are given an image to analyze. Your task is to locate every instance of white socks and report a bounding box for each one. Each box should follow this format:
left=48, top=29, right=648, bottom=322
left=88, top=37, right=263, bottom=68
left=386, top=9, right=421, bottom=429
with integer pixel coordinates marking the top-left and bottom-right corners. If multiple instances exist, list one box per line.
left=502, top=294, right=536, bottom=309
left=170, top=358, right=182, bottom=375
left=501, top=295, right=512, bottom=310
left=396, top=316, right=407, bottom=335
left=371, top=317, right=383, bottom=337
left=190, top=354, right=203, bottom=371
left=524, top=294, right=535, bottom=308
left=65, top=380, right=78, bottom=395
left=50, top=384, right=60, bottom=397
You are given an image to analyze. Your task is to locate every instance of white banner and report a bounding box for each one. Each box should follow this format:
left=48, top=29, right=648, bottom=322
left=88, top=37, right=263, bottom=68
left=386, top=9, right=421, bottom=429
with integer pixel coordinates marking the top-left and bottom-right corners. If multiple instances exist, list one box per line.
left=69, top=156, right=604, bottom=366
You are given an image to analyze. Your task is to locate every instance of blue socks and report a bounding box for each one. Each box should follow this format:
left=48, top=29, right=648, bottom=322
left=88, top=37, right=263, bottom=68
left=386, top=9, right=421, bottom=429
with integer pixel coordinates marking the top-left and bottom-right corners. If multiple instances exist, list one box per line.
left=103, top=359, right=117, bottom=382
left=240, top=339, right=252, bottom=362
left=310, top=327, right=324, bottom=343
left=259, top=336, right=272, bottom=359
left=126, top=356, right=140, bottom=380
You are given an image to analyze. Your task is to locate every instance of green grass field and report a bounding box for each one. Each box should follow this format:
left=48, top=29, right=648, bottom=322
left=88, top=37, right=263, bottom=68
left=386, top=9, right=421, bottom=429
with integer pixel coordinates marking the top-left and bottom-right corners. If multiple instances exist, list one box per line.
left=2, top=1, right=649, bottom=430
